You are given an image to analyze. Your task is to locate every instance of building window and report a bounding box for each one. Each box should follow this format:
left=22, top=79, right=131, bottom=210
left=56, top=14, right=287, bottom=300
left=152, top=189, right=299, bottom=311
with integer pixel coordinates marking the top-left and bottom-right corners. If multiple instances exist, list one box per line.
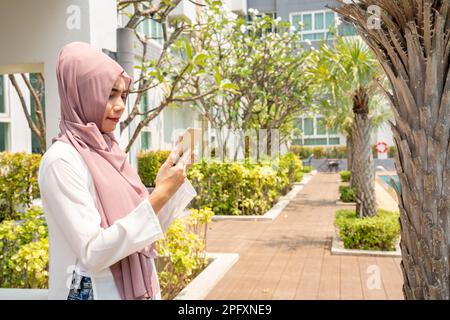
left=141, top=131, right=152, bottom=150
left=140, top=18, right=163, bottom=45
left=0, top=75, right=4, bottom=114
left=294, top=116, right=340, bottom=146
left=290, top=10, right=337, bottom=41
left=328, top=137, right=341, bottom=145
left=1, top=75, right=10, bottom=152
left=141, top=94, right=149, bottom=121
left=316, top=118, right=327, bottom=135
left=304, top=138, right=328, bottom=146
left=0, top=122, right=9, bottom=152
left=30, top=73, right=46, bottom=154
left=303, top=118, right=314, bottom=135
left=340, top=23, right=357, bottom=36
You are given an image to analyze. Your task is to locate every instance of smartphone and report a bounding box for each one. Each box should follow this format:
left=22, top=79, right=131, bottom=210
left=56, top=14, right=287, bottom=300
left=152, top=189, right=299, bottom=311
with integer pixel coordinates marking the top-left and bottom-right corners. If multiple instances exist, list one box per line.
left=176, top=127, right=202, bottom=165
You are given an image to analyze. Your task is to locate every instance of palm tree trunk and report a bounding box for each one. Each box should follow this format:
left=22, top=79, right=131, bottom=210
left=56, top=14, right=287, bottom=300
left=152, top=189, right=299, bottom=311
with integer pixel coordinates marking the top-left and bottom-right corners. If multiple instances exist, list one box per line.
left=335, top=0, right=450, bottom=299
left=346, top=134, right=354, bottom=187
left=352, top=90, right=377, bottom=217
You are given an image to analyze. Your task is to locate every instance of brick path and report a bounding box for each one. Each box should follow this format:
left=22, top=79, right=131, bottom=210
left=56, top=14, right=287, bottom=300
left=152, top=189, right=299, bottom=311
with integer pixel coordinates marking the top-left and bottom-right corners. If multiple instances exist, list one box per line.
left=204, top=173, right=404, bottom=300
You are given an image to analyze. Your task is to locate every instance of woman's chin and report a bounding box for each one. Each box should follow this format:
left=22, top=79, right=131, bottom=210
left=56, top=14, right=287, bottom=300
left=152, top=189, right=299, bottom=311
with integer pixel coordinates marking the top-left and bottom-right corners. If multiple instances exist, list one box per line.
left=101, top=126, right=116, bottom=133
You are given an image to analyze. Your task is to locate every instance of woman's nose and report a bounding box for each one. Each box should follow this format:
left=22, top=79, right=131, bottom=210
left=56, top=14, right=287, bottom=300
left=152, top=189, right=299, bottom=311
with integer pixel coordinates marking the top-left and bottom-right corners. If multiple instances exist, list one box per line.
left=114, top=103, right=125, bottom=113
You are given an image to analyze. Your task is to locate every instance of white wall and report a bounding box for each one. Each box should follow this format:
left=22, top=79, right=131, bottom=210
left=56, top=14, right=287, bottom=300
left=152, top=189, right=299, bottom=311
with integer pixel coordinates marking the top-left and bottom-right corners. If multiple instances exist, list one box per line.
left=0, top=0, right=117, bottom=152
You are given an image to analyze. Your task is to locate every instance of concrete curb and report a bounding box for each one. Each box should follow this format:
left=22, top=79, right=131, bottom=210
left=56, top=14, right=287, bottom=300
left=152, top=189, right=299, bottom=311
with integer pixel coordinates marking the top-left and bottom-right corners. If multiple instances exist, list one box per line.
left=336, top=200, right=356, bottom=206
left=331, top=233, right=401, bottom=258
left=211, top=170, right=317, bottom=222
left=0, top=288, right=48, bottom=300
left=174, top=252, right=239, bottom=300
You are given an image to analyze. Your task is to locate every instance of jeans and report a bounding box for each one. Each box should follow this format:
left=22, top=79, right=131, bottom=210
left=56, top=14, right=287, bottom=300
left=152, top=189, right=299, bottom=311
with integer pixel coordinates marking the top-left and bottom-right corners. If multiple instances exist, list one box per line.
left=67, top=271, right=94, bottom=300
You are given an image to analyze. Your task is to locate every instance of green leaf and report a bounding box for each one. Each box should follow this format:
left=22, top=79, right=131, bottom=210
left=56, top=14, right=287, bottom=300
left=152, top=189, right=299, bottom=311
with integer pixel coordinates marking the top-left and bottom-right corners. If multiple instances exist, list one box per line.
left=193, top=53, right=209, bottom=67
left=214, top=66, right=221, bottom=86
left=184, top=39, right=193, bottom=61
left=162, top=0, right=176, bottom=6
left=221, top=82, right=240, bottom=93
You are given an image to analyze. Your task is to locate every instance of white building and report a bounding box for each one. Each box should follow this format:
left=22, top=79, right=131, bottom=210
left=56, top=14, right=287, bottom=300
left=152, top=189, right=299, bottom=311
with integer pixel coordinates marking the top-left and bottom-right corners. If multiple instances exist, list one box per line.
left=0, top=0, right=248, bottom=167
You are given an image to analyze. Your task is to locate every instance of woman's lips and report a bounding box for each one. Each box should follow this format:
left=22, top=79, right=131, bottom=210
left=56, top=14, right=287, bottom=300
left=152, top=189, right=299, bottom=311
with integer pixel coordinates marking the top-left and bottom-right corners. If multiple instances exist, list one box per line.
left=107, top=117, right=120, bottom=123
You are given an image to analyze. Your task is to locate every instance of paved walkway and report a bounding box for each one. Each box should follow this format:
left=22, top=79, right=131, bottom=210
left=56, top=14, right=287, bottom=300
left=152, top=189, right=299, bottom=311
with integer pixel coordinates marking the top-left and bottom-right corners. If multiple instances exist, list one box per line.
left=204, top=173, right=404, bottom=300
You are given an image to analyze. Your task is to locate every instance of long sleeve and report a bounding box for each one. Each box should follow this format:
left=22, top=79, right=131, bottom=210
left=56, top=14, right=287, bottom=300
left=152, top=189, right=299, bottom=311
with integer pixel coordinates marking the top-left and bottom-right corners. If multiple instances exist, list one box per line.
left=157, top=178, right=197, bottom=232
left=39, top=158, right=164, bottom=273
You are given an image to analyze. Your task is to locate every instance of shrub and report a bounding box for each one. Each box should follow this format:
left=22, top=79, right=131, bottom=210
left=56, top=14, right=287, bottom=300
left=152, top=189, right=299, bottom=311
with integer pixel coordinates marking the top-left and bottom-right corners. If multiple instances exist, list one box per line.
left=156, top=207, right=214, bottom=300
left=0, top=206, right=215, bottom=296
left=289, top=145, right=347, bottom=159
left=327, top=146, right=347, bottom=159
left=335, top=209, right=400, bottom=251
left=302, top=166, right=312, bottom=173
left=10, top=238, right=48, bottom=289
left=388, top=146, right=397, bottom=158
left=278, top=152, right=304, bottom=185
left=0, top=206, right=48, bottom=288
left=339, top=185, right=357, bottom=203
left=0, top=152, right=41, bottom=222
left=137, top=150, right=171, bottom=187
left=187, top=158, right=291, bottom=216
left=340, top=170, right=351, bottom=183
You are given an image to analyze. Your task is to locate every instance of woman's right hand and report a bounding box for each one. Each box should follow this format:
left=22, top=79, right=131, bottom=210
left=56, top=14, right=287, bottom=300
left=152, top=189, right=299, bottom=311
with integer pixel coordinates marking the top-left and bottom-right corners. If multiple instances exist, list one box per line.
left=148, top=134, right=189, bottom=213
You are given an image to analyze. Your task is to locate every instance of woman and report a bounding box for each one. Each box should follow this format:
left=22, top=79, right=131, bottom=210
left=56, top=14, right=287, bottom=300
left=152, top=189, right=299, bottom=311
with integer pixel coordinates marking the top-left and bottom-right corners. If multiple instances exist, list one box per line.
left=37, top=42, right=196, bottom=300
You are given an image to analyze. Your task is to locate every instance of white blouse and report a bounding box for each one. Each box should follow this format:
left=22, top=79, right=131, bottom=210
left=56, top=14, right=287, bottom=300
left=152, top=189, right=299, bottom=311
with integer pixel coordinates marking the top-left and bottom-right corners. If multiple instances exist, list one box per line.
left=37, top=140, right=197, bottom=300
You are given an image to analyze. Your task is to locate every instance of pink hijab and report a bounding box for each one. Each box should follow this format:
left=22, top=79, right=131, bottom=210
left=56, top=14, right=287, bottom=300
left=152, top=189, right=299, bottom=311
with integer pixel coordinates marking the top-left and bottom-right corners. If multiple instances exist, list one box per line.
left=52, top=42, right=158, bottom=300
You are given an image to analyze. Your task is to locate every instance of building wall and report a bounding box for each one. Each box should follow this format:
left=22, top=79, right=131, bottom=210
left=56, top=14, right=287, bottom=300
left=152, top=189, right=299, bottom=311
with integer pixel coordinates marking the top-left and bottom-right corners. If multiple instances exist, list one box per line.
left=0, top=0, right=117, bottom=153
left=248, top=0, right=339, bottom=18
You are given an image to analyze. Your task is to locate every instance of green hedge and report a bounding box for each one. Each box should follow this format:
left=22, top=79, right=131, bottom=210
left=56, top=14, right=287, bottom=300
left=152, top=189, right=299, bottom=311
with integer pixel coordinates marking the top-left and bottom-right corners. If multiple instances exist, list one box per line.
left=156, top=207, right=213, bottom=300
left=186, top=153, right=302, bottom=216
left=388, top=146, right=397, bottom=158
left=277, top=152, right=304, bottom=188
left=0, top=152, right=41, bottom=222
left=289, top=145, right=347, bottom=159
left=339, top=185, right=357, bottom=202
left=137, top=150, right=171, bottom=187
left=291, top=145, right=398, bottom=160
left=339, top=170, right=351, bottom=182
left=0, top=206, right=48, bottom=288
left=302, top=166, right=312, bottom=173
left=138, top=151, right=303, bottom=216
left=0, top=206, right=214, bottom=297
left=335, top=209, right=400, bottom=251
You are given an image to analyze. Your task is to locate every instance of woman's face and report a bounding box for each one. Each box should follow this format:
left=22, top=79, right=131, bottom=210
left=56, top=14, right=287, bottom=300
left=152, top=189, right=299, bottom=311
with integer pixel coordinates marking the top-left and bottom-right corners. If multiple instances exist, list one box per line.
left=101, top=76, right=128, bottom=133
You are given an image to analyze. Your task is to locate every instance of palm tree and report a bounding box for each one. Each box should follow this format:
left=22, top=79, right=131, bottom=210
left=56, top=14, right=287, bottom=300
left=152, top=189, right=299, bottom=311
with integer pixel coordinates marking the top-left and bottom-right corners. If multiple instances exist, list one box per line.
left=334, top=0, right=450, bottom=299
left=316, top=36, right=391, bottom=217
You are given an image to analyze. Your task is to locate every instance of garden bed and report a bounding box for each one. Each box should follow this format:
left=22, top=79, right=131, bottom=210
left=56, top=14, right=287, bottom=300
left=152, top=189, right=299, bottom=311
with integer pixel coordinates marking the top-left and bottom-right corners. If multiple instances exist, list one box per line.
left=331, top=232, right=401, bottom=257
left=211, top=170, right=317, bottom=221
left=331, top=209, right=401, bottom=257
left=0, top=252, right=239, bottom=300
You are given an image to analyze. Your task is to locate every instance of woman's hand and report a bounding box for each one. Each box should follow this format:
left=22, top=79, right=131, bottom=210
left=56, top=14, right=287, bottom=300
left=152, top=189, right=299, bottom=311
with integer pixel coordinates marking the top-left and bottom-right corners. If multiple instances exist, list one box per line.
left=149, top=134, right=195, bottom=214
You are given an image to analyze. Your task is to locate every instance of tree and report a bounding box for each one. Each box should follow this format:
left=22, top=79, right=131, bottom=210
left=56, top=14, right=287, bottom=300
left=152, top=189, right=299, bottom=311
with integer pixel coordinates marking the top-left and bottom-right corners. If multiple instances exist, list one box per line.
left=117, top=0, right=219, bottom=153
left=8, top=73, right=46, bottom=153
left=334, top=0, right=450, bottom=299
left=315, top=36, right=391, bottom=217
left=189, top=5, right=315, bottom=159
